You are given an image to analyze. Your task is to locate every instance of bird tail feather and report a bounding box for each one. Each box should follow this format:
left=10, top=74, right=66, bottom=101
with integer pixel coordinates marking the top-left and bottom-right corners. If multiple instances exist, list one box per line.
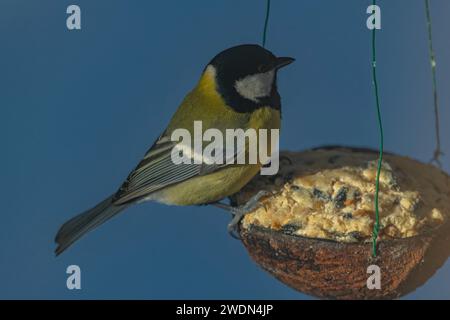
left=54, top=195, right=126, bottom=256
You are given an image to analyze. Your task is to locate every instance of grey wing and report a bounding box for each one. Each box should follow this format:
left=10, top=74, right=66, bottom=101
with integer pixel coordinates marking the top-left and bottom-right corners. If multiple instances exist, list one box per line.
left=112, top=134, right=228, bottom=205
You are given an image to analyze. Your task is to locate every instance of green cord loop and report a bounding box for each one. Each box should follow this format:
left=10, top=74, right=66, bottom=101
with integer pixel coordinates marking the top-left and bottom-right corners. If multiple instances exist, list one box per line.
left=425, top=0, right=443, bottom=167
left=262, top=0, right=271, bottom=47
left=371, top=0, right=384, bottom=257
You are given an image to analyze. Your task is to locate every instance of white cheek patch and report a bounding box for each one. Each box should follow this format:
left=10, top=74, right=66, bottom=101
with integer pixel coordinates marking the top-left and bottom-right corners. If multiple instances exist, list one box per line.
left=234, top=70, right=275, bottom=102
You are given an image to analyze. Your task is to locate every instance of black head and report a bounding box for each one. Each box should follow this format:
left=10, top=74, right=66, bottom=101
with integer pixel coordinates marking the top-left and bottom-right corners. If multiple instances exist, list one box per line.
left=206, top=44, right=294, bottom=113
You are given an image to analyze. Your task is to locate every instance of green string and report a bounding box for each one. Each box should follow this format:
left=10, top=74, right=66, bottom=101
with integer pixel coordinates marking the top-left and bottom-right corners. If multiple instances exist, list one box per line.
left=424, top=0, right=443, bottom=167
left=371, top=0, right=383, bottom=257
left=262, top=0, right=271, bottom=47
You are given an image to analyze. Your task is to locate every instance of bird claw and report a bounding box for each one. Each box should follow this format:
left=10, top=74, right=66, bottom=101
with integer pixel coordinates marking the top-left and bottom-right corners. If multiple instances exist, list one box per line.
left=280, top=154, right=294, bottom=165
left=227, top=190, right=270, bottom=239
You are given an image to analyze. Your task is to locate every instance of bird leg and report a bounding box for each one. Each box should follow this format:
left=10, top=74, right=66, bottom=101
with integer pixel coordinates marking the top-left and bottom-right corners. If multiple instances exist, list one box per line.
left=212, top=190, right=269, bottom=239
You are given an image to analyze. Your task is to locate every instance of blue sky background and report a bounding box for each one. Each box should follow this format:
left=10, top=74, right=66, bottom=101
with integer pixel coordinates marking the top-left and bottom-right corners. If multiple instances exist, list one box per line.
left=1, top=0, right=450, bottom=299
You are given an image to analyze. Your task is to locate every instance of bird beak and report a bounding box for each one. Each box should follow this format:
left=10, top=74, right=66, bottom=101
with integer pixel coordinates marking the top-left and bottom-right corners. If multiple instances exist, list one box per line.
left=259, top=57, right=295, bottom=73
left=272, top=57, right=295, bottom=70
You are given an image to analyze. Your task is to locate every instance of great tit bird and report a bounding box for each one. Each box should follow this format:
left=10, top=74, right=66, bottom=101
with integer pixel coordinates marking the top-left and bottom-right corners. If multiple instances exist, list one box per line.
left=55, top=44, right=294, bottom=255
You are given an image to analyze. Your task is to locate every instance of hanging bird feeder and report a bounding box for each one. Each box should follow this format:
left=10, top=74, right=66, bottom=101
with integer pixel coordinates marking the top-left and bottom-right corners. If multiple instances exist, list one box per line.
left=237, top=0, right=448, bottom=299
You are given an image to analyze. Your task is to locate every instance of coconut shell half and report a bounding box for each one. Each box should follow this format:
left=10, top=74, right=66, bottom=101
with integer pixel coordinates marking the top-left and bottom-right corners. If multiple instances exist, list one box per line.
left=237, top=146, right=450, bottom=299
